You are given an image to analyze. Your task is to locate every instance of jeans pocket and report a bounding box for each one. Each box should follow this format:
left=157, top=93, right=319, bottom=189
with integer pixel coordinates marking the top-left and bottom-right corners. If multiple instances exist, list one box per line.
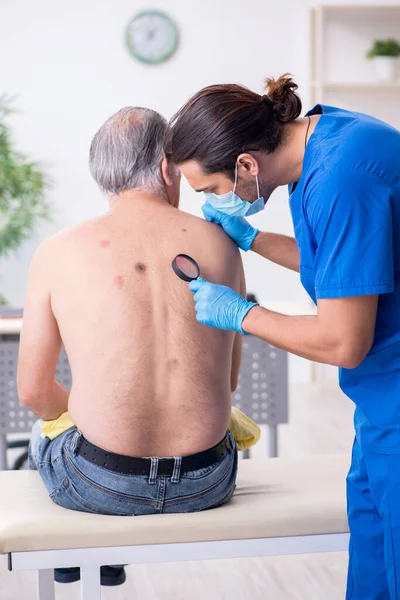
left=63, top=448, right=157, bottom=515
left=184, top=433, right=237, bottom=480
left=209, top=482, right=236, bottom=509
left=166, top=449, right=238, bottom=512
left=49, top=477, right=95, bottom=513
left=182, top=462, right=221, bottom=479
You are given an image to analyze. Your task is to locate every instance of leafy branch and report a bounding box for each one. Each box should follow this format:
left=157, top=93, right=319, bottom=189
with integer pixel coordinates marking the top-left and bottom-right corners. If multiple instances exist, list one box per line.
left=0, top=96, right=51, bottom=259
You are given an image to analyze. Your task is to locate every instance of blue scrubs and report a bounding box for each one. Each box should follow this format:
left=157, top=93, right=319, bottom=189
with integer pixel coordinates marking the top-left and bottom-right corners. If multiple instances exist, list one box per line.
left=289, top=104, right=400, bottom=599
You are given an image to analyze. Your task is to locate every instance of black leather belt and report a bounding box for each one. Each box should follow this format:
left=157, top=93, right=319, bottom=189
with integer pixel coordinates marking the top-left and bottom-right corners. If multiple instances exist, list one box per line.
left=75, top=432, right=230, bottom=476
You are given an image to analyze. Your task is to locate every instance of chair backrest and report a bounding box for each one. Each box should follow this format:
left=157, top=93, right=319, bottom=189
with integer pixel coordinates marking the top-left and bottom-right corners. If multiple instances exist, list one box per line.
left=232, top=335, right=288, bottom=426
left=0, top=339, right=71, bottom=435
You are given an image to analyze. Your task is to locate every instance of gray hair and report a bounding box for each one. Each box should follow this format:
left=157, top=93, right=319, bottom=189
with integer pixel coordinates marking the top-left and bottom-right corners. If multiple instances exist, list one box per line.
left=89, top=107, right=167, bottom=194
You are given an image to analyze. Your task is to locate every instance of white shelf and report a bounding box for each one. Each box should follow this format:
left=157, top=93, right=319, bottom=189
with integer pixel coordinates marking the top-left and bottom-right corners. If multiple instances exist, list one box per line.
left=310, top=4, right=400, bottom=117
left=312, top=81, right=400, bottom=90
left=321, top=5, right=400, bottom=14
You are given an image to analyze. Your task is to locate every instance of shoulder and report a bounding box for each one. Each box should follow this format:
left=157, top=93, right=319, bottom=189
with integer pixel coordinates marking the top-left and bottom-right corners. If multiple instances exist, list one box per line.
left=181, top=209, right=240, bottom=255
left=307, top=107, right=400, bottom=182
left=30, top=217, right=103, bottom=268
left=179, top=210, right=243, bottom=288
left=199, top=216, right=241, bottom=267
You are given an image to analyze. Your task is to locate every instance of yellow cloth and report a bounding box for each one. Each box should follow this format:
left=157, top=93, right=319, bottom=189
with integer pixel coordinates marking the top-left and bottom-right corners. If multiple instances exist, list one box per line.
left=229, top=406, right=261, bottom=450
left=40, top=407, right=261, bottom=451
left=40, top=411, right=75, bottom=440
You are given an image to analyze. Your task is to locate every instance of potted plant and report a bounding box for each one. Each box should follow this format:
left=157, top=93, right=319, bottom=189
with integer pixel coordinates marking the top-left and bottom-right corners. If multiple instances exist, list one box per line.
left=0, top=96, right=51, bottom=305
left=366, top=39, right=400, bottom=82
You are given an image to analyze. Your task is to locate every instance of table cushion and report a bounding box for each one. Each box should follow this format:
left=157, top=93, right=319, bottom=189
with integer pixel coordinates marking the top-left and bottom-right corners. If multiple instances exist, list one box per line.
left=0, top=455, right=349, bottom=554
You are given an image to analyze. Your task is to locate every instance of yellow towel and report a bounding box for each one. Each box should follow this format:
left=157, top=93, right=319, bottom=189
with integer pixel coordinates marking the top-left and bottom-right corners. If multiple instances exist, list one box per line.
left=40, top=411, right=75, bottom=440
left=40, top=407, right=260, bottom=451
left=229, top=406, right=261, bottom=450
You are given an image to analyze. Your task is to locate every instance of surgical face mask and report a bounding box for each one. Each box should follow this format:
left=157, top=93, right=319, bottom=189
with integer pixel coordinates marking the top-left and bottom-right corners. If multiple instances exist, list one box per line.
left=204, top=163, right=265, bottom=217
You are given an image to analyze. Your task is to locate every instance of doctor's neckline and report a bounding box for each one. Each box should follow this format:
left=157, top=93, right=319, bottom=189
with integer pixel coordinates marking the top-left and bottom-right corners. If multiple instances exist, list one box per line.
left=290, top=112, right=318, bottom=195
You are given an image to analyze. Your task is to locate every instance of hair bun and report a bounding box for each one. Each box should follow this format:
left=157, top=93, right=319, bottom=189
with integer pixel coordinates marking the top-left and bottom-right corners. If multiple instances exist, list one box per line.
left=263, top=74, right=302, bottom=123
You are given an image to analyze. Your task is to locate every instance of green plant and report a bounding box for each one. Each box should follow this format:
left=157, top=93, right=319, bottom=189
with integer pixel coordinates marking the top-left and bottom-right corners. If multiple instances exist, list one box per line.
left=366, top=39, right=400, bottom=59
left=0, top=97, right=51, bottom=256
left=0, top=96, right=51, bottom=304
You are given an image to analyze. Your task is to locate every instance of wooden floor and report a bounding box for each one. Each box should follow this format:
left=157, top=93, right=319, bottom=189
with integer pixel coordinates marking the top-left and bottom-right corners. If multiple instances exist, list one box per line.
left=0, top=382, right=355, bottom=599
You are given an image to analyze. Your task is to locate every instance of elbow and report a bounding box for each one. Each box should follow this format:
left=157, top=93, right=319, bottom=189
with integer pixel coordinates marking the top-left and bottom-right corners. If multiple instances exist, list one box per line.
left=334, top=344, right=371, bottom=370
left=337, top=353, right=365, bottom=370
left=17, top=376, right=44, bottom=411
left=18, top=384, right=40, bottom=410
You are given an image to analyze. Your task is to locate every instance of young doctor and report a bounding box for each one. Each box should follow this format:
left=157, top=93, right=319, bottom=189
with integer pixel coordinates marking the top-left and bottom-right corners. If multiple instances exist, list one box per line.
left=166, top=74, right=400, bottom=599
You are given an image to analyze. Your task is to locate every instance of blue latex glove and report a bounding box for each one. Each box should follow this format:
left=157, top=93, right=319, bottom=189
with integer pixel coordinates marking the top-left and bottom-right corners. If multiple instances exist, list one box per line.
left=189, top=277, right=258, bottom=334
left=202, top=203, right=259, bottom=252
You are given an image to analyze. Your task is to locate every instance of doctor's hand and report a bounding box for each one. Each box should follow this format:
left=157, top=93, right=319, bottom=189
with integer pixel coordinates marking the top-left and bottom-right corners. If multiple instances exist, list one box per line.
left=189, top=278, right=258, bottom=334
left=202, top=203, right=259, bottom=252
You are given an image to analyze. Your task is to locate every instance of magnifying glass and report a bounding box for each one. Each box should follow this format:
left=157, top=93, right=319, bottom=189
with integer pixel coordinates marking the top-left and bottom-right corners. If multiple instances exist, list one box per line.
left=172, top=254, right=200, bottom=282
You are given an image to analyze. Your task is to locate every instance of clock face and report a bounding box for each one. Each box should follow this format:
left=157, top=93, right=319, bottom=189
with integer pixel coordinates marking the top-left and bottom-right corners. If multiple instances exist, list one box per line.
left=125, top=10, right=179, bottom=65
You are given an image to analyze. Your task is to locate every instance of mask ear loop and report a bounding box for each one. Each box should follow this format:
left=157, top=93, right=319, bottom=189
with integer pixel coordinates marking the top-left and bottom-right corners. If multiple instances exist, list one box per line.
left=256, top=174, right=260, bottom=199
left=234, top=161, right=261, bottom=199
left=233, top=163, right=239, bottom=193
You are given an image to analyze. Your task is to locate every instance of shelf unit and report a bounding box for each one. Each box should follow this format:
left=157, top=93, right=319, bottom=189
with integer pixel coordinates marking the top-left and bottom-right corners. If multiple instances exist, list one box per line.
left=312, top=81, right=400, bottom=90
left=310, top=4, right=400, bottom=128
left=309, top=4, right=400, bottom=383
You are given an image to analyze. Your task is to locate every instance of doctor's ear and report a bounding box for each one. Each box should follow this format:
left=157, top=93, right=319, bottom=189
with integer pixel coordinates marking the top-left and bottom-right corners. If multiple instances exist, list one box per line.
left=161, top=157, right=180, bottom=186
left=237, top=153, right=259, bottom=178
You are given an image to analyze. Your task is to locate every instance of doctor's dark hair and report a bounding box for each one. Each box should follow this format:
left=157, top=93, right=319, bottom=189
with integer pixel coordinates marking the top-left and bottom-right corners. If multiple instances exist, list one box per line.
left=165, top=74, right=302, bottom=180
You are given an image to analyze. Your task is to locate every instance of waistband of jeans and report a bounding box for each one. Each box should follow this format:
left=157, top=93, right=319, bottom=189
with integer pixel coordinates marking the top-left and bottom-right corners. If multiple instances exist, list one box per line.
left=72, top=430, right=231, bottom=477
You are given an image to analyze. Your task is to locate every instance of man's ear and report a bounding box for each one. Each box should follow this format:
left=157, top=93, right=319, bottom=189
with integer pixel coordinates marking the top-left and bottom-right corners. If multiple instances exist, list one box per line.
left=161, top=157, right=181, bottom=208
left=237, top=152, right=259, bottom=179
left=161, top=157, right=174, bottom=186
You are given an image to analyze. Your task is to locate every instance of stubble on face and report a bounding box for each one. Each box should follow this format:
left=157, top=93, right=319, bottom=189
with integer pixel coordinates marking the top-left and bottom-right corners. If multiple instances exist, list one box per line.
left=237, top=176, right=275, bottom=204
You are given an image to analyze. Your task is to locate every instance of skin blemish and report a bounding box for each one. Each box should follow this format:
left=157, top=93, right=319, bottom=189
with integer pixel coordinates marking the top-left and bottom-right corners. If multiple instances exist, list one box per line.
left=135, top=263, right=146, bottom=273
left=114, top=275, right=124, bottom=287
left=100, top=240, right=110, bottom=248
left=181, top=228, right=187, bottom=233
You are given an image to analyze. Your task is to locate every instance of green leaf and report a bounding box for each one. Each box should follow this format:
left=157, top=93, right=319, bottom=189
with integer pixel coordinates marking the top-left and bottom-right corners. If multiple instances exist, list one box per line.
left=367, top=38, right=400, bottom=59
left=0, top=97, right=51, bottom=259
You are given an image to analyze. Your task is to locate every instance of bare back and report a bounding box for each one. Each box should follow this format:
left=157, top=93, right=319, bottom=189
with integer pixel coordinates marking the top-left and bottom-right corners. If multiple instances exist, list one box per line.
left=49, top=198, right=243, bottom=456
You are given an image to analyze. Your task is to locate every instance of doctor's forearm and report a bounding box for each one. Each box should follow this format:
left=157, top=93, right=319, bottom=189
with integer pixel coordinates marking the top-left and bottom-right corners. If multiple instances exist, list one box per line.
left=242, top=306, right=354, bottom=367
left=251, top=232, right=300, bottom=272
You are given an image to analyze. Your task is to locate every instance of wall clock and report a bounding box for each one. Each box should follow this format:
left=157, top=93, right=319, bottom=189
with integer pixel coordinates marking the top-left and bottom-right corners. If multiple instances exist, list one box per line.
left=125, top=10, right=179, bottom=65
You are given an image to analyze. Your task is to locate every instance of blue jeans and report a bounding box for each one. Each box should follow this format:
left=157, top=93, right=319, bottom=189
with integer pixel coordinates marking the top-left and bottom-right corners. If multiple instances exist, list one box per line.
left=28, top=420, right=238, bottom=515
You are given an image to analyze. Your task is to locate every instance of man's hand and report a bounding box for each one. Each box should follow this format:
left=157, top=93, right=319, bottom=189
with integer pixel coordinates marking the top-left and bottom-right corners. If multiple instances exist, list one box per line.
left=202, top=203, right=258, bottom=251
left=189, top=277, right=258, bottom=333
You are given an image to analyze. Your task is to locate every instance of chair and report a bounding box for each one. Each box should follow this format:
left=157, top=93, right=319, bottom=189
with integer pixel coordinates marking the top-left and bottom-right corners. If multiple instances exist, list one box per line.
left=0, top=339, right=71, bottom=470
left=232, top=335, right=288, bottom=458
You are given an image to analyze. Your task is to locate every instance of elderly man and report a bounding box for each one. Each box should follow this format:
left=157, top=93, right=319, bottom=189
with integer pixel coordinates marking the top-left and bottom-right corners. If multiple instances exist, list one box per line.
left=17, top=107, right=245, bottom=585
